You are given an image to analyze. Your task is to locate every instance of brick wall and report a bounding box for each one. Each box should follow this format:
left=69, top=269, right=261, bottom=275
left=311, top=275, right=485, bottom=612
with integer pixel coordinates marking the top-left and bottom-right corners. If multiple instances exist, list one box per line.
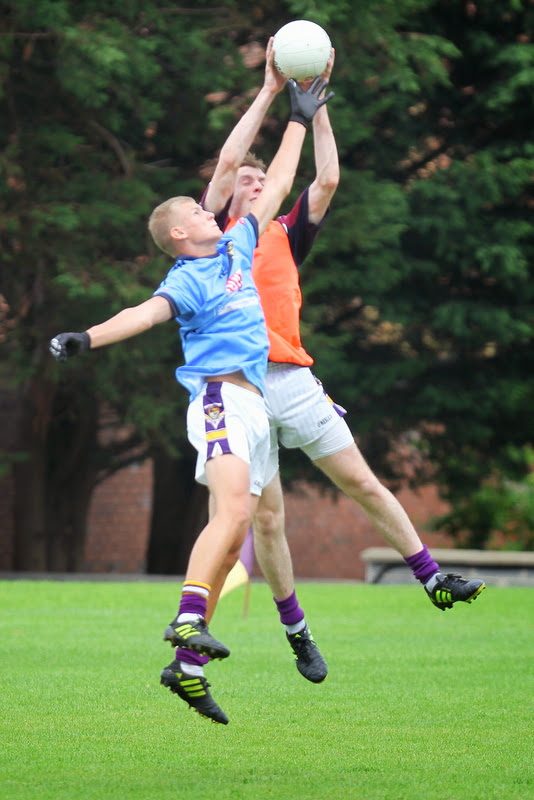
left=83, top=463, right=454, bottom=579
left=84, top=461, right=154, bottom=573
left=281, top=480, right=453, bottom=581
left=0, top=457, right=453, bottom=576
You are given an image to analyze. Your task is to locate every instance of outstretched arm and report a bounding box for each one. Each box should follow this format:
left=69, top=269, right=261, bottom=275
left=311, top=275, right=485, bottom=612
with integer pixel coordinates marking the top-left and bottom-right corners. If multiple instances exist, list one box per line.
left=203, top=38, right=286, bottom=214
left=86, top=296, right=173, bottom=348
left=252, top=78, right=334, bottom=237
left=308, top=50, right=340, bottom=224
left=50, top=296, right=172, bottom=361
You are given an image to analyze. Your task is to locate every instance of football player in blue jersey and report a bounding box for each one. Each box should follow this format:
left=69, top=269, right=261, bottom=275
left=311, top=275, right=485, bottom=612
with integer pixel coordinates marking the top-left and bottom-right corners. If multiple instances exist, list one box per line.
left=50, top=77, right=333, bottom=725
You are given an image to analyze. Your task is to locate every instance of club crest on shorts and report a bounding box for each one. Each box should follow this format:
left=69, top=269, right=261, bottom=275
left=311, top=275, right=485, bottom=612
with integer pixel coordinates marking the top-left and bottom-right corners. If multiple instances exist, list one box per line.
left=205, top=402, right=223, bottom=421
left=203, top=400, right=231, bottom=458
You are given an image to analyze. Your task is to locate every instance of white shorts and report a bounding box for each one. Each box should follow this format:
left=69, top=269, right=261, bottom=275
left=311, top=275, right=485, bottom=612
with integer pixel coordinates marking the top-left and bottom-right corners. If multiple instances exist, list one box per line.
left=263, top=363, right=355, bottom=483
left=187, top=381, right=270, bottom=497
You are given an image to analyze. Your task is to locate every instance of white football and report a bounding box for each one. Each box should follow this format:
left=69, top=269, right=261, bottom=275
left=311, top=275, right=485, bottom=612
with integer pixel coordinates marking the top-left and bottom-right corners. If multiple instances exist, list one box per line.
left=273, top=20, right=331, bottom=82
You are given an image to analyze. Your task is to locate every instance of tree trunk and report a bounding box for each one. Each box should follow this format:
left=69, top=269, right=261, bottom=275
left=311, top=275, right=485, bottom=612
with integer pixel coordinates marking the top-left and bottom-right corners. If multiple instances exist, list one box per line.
left=146, top=448, right=208, bottom=575
left=44, top=385, right=99, bottom=571
left=12, top=370, right=99, bottom=572
left=12, top=369, right=54, bottom=570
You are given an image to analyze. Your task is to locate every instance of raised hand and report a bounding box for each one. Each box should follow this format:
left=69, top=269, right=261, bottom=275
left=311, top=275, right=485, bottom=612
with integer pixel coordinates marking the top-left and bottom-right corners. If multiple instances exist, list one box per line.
left=265, top=36, right=287, bottom=94
left=321, top=47, right=335, bottom=85
left=288, top=77, right=335, bottom=128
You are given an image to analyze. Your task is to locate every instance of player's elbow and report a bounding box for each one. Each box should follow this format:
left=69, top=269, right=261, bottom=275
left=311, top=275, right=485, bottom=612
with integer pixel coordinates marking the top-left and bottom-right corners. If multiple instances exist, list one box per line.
left=278, top=171, right=298, bottom=200
left=319, top=169, right=340, bottom=195
left=140, top=314, right=156, bottom=333
left=138, top=296, right=173, bottom=331
left=217, top=149, right=242, bottom=173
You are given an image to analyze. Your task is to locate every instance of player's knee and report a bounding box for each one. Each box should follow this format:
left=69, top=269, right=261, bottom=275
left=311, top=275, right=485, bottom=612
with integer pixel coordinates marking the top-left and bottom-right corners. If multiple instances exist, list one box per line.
left=233, top=503, right=253, bottom=534
left=344, top=471, right=385, bottom=503
left=221, top=544, right=241, bottom=571
left=214, top=497, right=252, bottom=536
left=254, top=505, right=284, bottom=541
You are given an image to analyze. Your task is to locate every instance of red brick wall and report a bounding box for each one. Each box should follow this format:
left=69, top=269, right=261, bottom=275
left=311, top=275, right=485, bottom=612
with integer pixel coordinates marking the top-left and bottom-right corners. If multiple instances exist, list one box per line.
left=83, top=465, right=454, bottom=579
left=84, top=461, right=154, bottom=572
left=0, top=462, right=153, bottom=572
left=0, top=458, right=453, bottom=576
left=281, top=480, right=453, bottom=581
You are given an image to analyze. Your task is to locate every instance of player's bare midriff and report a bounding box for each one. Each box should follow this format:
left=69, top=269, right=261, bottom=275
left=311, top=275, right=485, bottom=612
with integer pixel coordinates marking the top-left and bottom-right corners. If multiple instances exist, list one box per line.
left=206, top=370, right=262, bottom=396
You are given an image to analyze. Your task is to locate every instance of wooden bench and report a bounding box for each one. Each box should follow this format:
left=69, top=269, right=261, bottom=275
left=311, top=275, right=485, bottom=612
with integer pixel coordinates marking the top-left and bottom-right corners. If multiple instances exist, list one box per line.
left=360, top=547, right=534, bottom=587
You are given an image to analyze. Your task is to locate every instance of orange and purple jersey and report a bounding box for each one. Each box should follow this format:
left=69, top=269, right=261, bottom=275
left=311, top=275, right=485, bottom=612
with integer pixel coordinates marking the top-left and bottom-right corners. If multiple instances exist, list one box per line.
left=214, top=189, right=325, bottom=366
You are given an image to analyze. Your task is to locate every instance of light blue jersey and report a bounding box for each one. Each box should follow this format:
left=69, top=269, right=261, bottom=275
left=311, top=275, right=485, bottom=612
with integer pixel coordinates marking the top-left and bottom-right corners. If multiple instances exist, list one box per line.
left=153, top=215, right=269, bottom=400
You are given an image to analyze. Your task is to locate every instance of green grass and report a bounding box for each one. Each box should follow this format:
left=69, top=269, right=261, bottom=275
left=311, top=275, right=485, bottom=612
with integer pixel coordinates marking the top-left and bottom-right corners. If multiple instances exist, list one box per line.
left=1, top=580, right=532, bottom=800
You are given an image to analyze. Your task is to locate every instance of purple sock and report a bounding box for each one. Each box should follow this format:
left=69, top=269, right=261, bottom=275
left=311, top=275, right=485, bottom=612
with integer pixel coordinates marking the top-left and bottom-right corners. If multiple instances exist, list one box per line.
left=275, top=591, right=305, bottom=626
left=404, top=545, right=440, bottom=585
left=175, top=648, right=209, bottom=667
left=178, top=592, right=207, bottom=618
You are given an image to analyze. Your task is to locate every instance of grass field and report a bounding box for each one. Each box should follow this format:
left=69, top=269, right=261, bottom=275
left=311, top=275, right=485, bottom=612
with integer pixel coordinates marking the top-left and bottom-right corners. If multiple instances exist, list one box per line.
left=1, top=579, right=532, bottom=800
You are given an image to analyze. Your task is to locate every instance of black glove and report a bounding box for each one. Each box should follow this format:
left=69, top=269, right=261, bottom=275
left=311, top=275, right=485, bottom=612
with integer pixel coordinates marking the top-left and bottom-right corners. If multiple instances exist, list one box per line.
left=288, top=76, right=335, bottom=128
left=49, top=331, right=90, bottom=362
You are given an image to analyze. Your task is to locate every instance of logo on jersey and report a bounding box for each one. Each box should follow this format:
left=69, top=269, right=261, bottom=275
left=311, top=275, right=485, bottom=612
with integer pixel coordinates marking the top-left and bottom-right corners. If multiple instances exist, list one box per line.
left=226, top=269, right=243, bottom=293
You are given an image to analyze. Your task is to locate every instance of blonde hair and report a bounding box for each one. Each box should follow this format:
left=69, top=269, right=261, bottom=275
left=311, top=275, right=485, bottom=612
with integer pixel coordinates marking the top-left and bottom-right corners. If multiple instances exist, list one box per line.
left=148, top=196, right=195, bottom=256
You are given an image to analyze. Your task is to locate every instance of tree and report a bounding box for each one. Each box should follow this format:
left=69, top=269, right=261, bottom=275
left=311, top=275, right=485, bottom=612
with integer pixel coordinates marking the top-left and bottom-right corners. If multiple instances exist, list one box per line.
left=0, top=0, right=268, bottom=569
left=2, top=0, right=534, bottom=571
left=298, top=0, right=534, bottom=546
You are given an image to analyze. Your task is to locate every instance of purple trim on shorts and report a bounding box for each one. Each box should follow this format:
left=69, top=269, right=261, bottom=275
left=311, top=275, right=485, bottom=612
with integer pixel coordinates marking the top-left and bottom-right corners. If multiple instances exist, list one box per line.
left=313, top=374, right=347, bottom=418
left=203, top=382, right=232, bottom=460
left=331, top=400, right=347, bottom=418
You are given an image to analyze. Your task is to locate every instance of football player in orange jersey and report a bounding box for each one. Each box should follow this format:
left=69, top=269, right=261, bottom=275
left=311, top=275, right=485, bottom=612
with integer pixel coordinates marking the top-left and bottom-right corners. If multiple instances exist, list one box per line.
left=198, top=38, right=485, bottom=686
